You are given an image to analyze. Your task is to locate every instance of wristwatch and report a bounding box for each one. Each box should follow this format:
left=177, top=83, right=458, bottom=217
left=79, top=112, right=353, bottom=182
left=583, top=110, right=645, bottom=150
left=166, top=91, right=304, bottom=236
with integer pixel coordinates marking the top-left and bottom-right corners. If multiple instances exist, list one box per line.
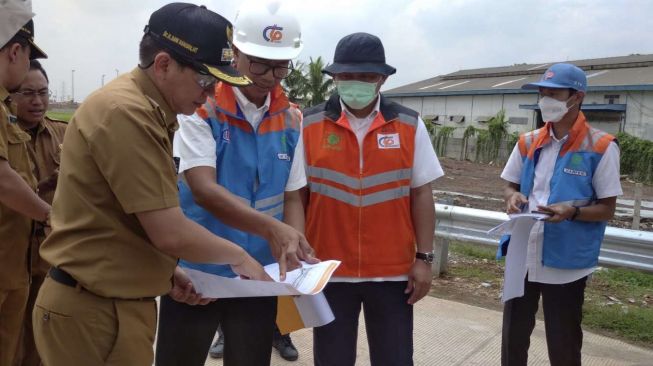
left=416, top=251, right=435, bottom=264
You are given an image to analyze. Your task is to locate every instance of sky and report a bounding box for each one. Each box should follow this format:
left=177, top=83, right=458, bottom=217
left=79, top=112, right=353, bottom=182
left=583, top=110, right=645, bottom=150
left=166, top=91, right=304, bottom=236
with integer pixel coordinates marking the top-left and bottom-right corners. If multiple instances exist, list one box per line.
left=31, top=0, right=653, bottom=102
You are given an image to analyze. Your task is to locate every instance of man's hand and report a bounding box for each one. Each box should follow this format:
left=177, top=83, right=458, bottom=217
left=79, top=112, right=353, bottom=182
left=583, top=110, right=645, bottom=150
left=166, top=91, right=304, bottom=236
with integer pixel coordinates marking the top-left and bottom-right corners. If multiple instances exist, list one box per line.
left=265, top=221, right=319, bottom=280
left=230, top=252, right=274, bottom=281
left=536, top=204, right=575, bottom=223
left=506, top=192, right=528, bottom=214
left=168, top=266, right=216, bottom=305
left=405, top=260, right=433, bottom=305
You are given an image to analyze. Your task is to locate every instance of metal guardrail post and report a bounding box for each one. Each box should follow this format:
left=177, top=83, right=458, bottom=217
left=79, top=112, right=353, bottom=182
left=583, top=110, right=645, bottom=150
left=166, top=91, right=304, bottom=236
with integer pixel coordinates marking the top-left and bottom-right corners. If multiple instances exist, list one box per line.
left=433, top=198, right=453, bottom=276
left=632, top=183, right=642, bottom=230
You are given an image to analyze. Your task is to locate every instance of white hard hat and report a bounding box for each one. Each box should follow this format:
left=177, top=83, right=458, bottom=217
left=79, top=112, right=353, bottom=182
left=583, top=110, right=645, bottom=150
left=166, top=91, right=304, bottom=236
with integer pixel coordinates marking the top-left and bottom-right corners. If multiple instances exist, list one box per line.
left=232, top=1, right=303, bottom=60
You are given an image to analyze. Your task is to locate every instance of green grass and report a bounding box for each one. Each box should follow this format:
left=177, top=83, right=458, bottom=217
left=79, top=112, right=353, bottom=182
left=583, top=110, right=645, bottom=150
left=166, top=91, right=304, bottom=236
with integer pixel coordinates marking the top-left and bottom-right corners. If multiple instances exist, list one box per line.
left=584, top=267, right=653, bottom=344
left=450, top=242, right=497, bottom=261
left=448, top=265, right=498, bottom=282
left=46, top=111, right=74, bottom=122
left=583, top=304, right=653, bottom=343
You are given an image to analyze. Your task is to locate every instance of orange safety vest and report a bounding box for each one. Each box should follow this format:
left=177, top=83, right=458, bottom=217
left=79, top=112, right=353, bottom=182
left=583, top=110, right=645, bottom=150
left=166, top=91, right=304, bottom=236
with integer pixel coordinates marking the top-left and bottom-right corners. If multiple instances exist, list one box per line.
left=302, top=94, right=418, bottom=277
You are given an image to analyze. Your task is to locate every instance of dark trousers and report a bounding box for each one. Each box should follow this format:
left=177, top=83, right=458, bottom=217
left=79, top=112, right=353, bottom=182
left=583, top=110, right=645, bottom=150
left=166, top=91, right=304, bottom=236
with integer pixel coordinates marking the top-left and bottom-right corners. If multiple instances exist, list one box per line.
left=313, top=281, right=413, bottom=366
left=502, top=276, right=587, bottom=366
left=155, top=295, right=277, bottom=366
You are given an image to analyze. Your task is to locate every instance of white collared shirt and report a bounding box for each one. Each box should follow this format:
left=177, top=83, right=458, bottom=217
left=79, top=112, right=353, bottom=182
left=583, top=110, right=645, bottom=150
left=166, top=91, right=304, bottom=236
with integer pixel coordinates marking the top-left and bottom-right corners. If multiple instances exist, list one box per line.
left=173, top=88, right=307, bottom=191
left=338, top=97, right=445, bottom=188
left=501, top=127, right=622, bottom=284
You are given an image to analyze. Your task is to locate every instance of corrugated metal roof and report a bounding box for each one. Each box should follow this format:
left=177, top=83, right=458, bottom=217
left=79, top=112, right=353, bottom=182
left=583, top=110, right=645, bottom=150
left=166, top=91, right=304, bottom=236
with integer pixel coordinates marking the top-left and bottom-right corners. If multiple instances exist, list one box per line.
left=385, top=54, right=653, bottom=97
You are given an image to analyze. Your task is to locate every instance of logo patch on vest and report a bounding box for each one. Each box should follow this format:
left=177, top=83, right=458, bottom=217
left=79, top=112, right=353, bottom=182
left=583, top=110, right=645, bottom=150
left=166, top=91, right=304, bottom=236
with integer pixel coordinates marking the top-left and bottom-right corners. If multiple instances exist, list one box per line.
left=221, top=129, right=231, bottom=143
left=277, top=153, right=290, bottom=161
left=377, top=133, right=400, bottom=149
left=564, top=153, right=587, bottom=176
left=323, top=132, right=342, bottom=150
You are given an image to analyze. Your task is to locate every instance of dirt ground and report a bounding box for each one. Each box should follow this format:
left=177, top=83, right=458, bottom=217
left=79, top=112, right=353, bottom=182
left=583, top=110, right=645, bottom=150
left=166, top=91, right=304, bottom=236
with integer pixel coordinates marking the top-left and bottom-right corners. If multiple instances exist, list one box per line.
left=433, top=157, right=653, bottom=231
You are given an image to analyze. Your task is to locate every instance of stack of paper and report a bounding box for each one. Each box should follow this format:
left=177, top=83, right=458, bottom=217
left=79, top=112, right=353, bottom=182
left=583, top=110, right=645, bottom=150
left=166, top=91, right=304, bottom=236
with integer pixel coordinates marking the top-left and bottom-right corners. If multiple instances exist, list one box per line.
left=185, top=260, right=341, bottom=333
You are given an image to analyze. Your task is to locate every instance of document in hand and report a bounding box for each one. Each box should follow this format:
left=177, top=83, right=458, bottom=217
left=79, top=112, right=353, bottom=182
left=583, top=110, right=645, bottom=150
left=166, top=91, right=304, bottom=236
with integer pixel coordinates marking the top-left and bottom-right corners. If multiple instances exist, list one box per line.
left=487, top=212, right=550, bottom=237
left=487, top=213, right=549, bottom=303
left=184, top=260, right=341, bottom=298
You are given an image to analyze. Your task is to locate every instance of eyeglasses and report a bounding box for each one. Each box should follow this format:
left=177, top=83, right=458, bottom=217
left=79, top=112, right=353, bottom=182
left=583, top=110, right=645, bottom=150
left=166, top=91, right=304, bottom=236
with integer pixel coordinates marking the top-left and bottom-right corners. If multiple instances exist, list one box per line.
left=14, top=88, right=51, bottom=99
left=195, top=72, right=218, bottom=92
left=248, top=60, right=294, bottom=79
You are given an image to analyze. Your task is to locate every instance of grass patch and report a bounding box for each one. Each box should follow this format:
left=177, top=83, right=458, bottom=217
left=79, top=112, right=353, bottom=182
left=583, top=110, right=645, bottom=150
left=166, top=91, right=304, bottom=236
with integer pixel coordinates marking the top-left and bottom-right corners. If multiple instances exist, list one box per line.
left=46, top=111, right=74, bottom=122
left=448, top=265, right=498, bottom=282
left=583, top=303, right=653, bottom=343
left=450, top=242, right=497, bottom=261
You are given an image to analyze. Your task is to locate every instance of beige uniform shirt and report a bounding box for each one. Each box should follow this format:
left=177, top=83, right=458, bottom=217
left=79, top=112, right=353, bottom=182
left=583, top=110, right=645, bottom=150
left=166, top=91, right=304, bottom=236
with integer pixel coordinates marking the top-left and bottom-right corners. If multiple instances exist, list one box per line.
left=21, top=116, right=67, bottom=276
left=40, top=68, right=179, bottom=299
left=0, top=86, right=37, bottom=290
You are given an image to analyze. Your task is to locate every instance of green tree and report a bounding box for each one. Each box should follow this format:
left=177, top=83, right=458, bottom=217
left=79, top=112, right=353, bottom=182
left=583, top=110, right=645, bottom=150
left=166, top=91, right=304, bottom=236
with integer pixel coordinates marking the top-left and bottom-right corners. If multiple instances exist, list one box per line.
left=282, top=60, right=307, bottom=105
left=303, top=57, right=334, bottom=107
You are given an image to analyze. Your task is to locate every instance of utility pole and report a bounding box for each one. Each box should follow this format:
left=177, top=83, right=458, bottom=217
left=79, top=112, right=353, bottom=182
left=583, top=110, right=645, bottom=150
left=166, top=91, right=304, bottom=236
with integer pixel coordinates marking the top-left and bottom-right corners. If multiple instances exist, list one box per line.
left=102, top=74, right=105, bottom=87
left=71, top=69, right=75, bottom=103
left=115, top=69, right=119, bottom=78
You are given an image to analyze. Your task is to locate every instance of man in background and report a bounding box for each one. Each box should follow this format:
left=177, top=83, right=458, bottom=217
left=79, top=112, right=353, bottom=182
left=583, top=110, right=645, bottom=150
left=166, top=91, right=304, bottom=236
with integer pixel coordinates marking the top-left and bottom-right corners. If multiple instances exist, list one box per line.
left=12, top=60, right=66, bottom=366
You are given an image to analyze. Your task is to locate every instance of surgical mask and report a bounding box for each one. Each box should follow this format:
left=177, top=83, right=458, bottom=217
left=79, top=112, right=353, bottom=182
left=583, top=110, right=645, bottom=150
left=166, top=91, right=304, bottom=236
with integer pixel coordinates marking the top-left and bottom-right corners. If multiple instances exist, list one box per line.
left=538, top=96, right=575, bottom=123
left=336, top=80, right=378, bottom=110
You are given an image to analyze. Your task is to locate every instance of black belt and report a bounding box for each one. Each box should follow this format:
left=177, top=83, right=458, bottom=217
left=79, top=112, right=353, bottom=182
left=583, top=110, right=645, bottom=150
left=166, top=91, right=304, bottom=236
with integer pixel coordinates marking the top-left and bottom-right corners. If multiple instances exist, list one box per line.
left=48, top=267, right=156, bottom=301
left=48, top=267, right=79, bottom=287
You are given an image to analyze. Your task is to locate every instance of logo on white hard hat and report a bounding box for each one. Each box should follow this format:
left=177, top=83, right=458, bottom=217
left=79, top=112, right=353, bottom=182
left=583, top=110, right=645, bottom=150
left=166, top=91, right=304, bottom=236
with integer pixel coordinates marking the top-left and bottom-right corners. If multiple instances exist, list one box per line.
left=262, top=24, right=283, bottom=43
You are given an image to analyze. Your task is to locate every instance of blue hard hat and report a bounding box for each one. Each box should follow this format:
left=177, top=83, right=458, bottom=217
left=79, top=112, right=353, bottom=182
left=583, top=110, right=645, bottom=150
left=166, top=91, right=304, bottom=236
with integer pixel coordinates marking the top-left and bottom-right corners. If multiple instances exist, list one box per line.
left=522, top=63, right=587, bottom=92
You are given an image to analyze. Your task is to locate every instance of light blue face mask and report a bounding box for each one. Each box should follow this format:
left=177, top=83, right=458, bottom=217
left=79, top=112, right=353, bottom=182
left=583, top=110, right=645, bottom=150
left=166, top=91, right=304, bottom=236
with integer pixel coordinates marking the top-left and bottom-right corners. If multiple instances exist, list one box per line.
left=336, top=80, right=379, bottom=110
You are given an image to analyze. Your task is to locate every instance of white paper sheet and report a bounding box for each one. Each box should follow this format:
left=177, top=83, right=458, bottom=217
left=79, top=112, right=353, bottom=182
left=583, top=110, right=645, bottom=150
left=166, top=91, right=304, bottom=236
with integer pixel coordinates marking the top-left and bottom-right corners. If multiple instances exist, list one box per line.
left=501, top=217, right=537, bottom=302
left=487, top=213, right=550, bottom=236
left=487, top=213, right=549, bottom=303
left=185, top=260, right=341, bottom=298
left=293, top=293, right=334, bottom=328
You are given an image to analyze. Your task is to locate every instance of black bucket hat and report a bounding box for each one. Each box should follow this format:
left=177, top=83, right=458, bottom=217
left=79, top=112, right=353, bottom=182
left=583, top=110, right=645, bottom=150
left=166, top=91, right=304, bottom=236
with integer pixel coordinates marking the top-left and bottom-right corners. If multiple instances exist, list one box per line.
left=323, top=32, right=396, bottom=76
left=145, top=3, right=250, bottom=86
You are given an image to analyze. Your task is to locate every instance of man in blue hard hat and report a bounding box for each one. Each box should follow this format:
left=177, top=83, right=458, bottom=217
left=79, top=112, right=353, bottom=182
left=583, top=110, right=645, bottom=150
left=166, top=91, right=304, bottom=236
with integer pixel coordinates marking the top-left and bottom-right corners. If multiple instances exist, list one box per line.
left=499, top=63, right=622, bottom=365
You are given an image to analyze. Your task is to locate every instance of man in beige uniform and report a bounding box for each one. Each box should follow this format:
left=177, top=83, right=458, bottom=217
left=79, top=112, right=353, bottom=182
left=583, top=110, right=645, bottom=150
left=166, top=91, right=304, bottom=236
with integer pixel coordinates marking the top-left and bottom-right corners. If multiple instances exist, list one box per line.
left=0, top=2, right=51, bottom=365
left=33, top=4, right=269, bottom=366
left=12, top=60, right=66, bottom=366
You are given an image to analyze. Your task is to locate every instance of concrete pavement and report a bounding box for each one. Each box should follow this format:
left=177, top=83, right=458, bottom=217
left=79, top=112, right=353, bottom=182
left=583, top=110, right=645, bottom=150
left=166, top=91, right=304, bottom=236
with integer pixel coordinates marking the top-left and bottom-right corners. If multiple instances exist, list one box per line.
left=201, top=296, right=653, bottom=366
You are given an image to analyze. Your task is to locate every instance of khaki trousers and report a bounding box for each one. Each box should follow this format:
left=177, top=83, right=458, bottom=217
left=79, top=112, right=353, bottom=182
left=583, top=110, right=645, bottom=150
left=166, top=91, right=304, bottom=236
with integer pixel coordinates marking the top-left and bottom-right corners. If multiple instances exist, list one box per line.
left=0, top=286, right=29, bottom=366
left=33, top=277, right=157, bottom=366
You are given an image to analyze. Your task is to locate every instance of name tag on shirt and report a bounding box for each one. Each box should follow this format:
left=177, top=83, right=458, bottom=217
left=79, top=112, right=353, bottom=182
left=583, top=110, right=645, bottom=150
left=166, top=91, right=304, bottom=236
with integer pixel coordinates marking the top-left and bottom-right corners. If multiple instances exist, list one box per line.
left=377, top=133, right=400, bottom=149
left=563, top=168, right=587, bottom=177
left=277, top=153, right=290, bottom=161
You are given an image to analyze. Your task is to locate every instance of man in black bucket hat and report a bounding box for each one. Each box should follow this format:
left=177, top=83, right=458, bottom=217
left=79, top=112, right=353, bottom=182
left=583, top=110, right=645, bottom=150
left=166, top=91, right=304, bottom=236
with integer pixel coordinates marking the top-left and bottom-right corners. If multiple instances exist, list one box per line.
left=302, top=32, right=444, bottom=365
left=33, top=4, right=269, bottom=365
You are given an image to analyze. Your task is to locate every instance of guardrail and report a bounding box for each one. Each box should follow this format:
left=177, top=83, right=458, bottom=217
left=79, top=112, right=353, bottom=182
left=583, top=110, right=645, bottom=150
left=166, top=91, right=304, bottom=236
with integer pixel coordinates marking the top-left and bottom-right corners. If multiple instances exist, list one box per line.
left=434, top=204, right=653, bottom=273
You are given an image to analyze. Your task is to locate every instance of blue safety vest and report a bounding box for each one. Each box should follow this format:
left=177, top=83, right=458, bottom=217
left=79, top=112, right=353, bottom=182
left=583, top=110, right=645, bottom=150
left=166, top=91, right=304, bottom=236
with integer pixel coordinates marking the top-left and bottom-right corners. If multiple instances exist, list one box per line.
left=498, top=113, right=616, bottom=269
left=178, top=84, right=301, bottom=277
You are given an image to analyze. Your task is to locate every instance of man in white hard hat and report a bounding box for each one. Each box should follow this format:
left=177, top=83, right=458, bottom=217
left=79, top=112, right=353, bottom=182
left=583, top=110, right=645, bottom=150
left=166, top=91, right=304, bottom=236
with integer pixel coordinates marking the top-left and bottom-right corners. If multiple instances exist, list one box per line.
left=0, top=2, right=50, bottom=365
left=155, top=2, right=315, bottom=365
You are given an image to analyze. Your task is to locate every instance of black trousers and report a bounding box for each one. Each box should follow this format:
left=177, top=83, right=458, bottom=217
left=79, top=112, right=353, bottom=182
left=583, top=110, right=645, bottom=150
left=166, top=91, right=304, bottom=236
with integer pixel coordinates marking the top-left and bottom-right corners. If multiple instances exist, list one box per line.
left=501, top=276, right=587, bottom=366
left=155, top=295, right=277, bottom=366
left=313, top=281, right=413, bottom=366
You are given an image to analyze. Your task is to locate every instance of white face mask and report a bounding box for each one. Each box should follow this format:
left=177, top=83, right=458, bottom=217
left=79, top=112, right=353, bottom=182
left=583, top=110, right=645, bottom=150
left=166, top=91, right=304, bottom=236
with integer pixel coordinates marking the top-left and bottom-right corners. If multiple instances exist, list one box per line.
left=538, top=96, right=575, bottom=123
